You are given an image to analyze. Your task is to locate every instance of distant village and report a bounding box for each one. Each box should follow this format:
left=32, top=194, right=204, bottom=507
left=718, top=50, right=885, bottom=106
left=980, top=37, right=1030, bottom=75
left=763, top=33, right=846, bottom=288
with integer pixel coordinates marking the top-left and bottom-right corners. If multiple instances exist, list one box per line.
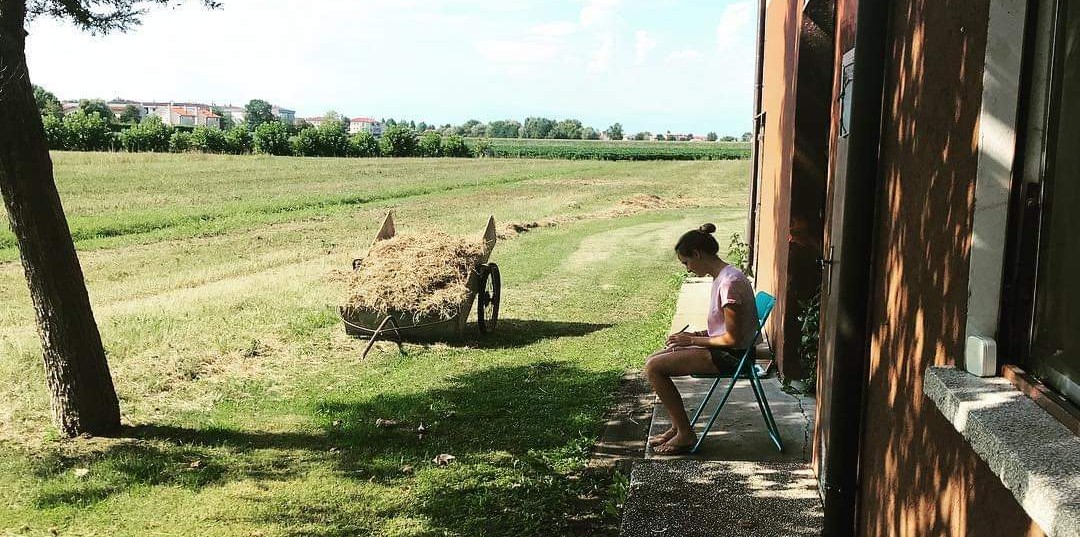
left=63, top=98, right=384, bottom=136
left=60, top=98, right=727, bottom=142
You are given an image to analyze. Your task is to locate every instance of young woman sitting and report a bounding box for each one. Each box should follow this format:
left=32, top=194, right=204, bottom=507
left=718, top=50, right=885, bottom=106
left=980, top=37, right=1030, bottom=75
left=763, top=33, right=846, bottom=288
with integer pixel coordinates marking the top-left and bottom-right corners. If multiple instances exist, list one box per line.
left=643, top=223, right=759, bottom=455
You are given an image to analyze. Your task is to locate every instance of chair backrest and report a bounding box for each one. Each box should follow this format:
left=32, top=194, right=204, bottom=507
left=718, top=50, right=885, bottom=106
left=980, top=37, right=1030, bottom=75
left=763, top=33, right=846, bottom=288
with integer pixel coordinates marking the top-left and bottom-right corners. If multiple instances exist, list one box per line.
left=754, top=291, right=775, bottom=329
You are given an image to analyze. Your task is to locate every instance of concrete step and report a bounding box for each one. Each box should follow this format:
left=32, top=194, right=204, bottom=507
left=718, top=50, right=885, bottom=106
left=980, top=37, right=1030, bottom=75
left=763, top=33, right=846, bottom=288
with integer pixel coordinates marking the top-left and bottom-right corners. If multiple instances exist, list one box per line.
left=619, top=459, right=823, bottom=537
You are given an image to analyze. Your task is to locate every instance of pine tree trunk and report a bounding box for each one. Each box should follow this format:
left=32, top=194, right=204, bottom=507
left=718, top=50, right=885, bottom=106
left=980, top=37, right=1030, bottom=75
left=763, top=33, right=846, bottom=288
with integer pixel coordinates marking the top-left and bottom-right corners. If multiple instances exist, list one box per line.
left=0, top=0, right=120, bottom=437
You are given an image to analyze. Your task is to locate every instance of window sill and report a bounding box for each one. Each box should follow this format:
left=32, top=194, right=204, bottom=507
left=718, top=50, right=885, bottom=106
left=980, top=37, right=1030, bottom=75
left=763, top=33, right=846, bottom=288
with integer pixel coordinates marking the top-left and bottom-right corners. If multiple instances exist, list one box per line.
left=924, top=366, right=1080, bottom=537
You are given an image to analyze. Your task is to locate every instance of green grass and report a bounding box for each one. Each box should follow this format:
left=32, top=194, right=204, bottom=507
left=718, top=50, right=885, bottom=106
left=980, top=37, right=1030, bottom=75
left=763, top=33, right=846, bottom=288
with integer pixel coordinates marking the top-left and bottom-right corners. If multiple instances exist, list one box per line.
left=468, top=138, right=751, bottom=161
left=0, top=152, right=749, bottom=536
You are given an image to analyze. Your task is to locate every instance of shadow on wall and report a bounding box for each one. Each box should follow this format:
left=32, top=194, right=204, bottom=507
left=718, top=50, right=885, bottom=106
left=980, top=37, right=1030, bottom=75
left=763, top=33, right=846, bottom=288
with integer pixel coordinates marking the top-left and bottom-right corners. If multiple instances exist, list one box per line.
left=858, top=0, right=1045, bottom=535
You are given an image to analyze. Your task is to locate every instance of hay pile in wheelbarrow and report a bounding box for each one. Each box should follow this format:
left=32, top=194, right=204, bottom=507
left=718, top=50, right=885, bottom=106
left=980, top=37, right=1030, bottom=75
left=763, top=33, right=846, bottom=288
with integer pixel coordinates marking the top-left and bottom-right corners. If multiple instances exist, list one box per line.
left=341, top=231, right=486, bottom=322
left=339, top=212, right=501, bottom=356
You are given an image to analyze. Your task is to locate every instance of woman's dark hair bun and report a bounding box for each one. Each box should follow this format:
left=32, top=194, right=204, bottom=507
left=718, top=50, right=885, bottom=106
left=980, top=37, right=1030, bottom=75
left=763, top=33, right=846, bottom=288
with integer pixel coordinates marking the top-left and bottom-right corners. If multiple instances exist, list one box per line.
left=675, top=223, right=720, bottom=257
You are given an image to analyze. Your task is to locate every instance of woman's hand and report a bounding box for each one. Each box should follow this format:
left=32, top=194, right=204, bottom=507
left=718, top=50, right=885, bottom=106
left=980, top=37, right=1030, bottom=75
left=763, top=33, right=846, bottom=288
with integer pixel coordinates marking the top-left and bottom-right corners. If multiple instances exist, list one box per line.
left=666, top=332, right=696, bottom=347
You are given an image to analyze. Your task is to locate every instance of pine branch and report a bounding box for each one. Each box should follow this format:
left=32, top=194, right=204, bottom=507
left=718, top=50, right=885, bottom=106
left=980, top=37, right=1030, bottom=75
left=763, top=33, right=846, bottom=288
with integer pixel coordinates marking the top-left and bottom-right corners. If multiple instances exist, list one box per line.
left=25, top=0, right=220, bottom=34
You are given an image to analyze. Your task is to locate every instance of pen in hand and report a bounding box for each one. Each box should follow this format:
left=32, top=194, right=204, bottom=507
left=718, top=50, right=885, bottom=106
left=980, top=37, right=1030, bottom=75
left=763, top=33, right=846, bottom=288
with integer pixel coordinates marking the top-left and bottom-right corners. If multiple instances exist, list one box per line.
left=666, top=324, right=691, bottom=350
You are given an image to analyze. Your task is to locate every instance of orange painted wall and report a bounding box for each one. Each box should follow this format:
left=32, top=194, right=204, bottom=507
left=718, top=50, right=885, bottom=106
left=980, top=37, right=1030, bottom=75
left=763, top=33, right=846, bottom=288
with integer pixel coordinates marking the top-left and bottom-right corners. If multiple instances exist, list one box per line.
left=756, top=0, right=800, bottom=376
left=756, top=0, right=832, bottom=380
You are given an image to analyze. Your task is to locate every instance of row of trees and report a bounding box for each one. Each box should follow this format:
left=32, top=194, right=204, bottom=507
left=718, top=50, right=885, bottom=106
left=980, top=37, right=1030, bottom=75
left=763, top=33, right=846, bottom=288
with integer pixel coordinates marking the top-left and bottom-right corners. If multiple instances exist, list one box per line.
left=378, top=118, right=750, bottom=142
left=36, top=87, right=751, bottom=145
left=33, top=86, right=295, bottom=133
left=41, top=111, right=483, bottom=159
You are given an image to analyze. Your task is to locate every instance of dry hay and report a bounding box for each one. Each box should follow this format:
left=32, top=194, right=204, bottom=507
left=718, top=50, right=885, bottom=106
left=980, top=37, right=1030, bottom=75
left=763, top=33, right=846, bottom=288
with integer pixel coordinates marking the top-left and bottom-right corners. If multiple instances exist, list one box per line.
left=341, top=232, right=486, bottom=323
left=498, top=194, right=677, bottom=239
left=613, top=193, right=672, bottom=213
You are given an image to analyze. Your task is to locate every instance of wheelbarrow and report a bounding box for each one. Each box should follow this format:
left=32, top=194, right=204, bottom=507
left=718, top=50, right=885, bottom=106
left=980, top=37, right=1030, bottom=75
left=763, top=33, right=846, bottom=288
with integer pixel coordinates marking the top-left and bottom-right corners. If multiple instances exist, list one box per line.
left=340, top=211, right=501, bottom=358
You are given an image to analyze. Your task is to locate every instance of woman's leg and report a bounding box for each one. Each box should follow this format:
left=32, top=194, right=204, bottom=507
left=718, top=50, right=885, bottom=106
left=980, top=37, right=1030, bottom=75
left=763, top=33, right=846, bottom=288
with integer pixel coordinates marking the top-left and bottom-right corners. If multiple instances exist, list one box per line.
left=643, top=347, right=721, bottom=450
left=644, top=348, right=678, bottom=446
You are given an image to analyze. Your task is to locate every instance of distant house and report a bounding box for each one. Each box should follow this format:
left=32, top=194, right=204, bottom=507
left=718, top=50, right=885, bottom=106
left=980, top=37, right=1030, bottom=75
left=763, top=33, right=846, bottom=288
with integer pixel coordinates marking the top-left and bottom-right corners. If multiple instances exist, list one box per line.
left=216, top=104, right=294, bottom=126
left=349, top=117, right=383, bottom=136
left=271, top=106, right=296, bottom=125
left=218, top=106, right=246, bottom=126
left=106, top=99, right=141, bottom=120
left=298, top=117, right=324, bottom=128
left=57, top=98, right=296, bottom=129
left=152, top=103, right=221, bottom=129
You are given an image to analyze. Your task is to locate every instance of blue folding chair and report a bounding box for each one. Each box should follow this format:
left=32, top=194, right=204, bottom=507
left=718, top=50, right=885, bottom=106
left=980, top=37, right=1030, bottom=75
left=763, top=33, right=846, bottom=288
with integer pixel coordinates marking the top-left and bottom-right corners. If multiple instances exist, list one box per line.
left=688, top=291, right=783, bottom=454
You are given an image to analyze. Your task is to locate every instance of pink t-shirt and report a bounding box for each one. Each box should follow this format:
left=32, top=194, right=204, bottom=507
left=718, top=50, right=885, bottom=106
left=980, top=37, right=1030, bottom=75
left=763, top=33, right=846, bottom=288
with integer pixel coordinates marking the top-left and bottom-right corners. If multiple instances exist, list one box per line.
left=706, top=265, right=759, bottom=348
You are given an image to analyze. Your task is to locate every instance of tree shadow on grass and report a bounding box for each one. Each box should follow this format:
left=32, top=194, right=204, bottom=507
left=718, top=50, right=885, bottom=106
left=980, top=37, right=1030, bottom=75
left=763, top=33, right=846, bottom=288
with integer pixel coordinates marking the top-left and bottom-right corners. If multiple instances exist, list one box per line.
left=456, top=319, right=613, bottom=349
left=26, top=362, right=625, bottom=535
left=361, top=319, right=612, bottom=351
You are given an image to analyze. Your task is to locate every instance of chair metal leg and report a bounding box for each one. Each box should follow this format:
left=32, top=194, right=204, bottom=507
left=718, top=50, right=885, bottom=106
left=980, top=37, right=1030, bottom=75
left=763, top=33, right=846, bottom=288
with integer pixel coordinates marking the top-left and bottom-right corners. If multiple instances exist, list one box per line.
left=689, top=378, right=721, bottom=426
left=691, top=357, right=751, bottom=454
left=748, top=367, right=784, bottom=451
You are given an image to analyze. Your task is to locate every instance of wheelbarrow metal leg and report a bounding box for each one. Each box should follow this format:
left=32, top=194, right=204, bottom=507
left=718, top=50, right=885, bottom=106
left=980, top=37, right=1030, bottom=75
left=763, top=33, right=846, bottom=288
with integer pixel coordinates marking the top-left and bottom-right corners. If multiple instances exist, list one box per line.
left=386, top=317, right=406, bottom=355
left=362, top=315, right=393, bottom=359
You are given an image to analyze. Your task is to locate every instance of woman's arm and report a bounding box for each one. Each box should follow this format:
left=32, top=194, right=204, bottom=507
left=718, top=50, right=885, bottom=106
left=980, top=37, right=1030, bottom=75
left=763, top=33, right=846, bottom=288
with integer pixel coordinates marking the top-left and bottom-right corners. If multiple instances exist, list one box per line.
left=667, top=307, right=746, bottom=347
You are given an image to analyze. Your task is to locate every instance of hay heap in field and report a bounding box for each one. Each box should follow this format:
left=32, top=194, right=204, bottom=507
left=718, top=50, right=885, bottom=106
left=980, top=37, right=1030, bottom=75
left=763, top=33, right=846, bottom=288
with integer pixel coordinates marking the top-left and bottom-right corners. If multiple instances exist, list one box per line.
left=342, top=232, right=486, bottom=322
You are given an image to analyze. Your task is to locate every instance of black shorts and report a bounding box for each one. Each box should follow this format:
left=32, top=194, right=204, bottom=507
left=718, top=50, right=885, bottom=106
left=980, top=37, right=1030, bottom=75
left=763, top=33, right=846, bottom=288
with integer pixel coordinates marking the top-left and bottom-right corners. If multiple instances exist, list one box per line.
left=707, top=347, right=745, bottom=374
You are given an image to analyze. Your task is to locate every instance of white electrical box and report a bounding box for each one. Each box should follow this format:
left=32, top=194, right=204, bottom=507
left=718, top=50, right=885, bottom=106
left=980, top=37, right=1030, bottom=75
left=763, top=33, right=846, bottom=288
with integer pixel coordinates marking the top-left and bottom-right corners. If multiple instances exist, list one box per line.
left=965, top=335, right=997, bottom=377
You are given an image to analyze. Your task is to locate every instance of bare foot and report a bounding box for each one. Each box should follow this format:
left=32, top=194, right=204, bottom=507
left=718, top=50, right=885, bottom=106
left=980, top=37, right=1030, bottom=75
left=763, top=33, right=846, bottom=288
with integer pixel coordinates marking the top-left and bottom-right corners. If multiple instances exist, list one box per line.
left=652, top=434, right=697, bottom=455
left=648, top=428, right=677, bottom=447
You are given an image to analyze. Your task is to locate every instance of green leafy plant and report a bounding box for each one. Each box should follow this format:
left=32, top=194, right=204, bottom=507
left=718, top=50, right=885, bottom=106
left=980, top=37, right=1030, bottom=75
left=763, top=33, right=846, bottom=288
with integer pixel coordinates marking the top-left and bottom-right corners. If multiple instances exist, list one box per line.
left=795, top=290, right=821, bottom=393
left=119, top=115, right=171, bottom=152
left=441, top=134, right=469, bottom=157
left=190, top=126, right=227, bottom=153
left=168, top=130, right=193, bottom=153
left=727, top=232, right=753, bottom=278
left=291, top=127, right=321, bottom=157
left=349, top=131, right=379, bottom=157
left=253, top=121, right=291, bottom=156
left=41, top=114, right=67, bottom=149
left=418, top=131, right=442, bottom=157
left=224, top=125, right=252, bottom=154
left=471, top=138, right=493, bottom=158
left=379, top=124, right=418, bottom=157
left=602, top=469, right=630, bottom=517
left=61, top=110, right=112, bottom=151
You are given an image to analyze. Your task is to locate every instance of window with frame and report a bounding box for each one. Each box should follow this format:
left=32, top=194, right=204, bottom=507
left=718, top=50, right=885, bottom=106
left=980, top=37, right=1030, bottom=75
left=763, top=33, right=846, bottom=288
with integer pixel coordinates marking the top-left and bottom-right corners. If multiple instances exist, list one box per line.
left=1004, top=0, right=1080, bottom=409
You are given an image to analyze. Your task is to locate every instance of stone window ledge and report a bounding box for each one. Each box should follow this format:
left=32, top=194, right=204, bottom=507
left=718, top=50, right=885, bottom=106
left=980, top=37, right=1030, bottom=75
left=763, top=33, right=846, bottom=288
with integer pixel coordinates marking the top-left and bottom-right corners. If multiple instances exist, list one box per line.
left=924, top=366, right=1080, bottom=537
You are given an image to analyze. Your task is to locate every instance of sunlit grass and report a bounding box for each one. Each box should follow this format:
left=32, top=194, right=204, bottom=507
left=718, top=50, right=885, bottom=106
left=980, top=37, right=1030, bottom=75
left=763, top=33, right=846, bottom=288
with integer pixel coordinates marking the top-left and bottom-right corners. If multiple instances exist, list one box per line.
left=0, top=153, right=748, bottom=536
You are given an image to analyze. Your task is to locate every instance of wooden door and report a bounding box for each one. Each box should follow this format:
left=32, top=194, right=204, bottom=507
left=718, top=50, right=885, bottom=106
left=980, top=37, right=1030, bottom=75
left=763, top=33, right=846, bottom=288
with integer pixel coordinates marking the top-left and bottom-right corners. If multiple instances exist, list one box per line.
left=814, top=46, right=856, bottom=496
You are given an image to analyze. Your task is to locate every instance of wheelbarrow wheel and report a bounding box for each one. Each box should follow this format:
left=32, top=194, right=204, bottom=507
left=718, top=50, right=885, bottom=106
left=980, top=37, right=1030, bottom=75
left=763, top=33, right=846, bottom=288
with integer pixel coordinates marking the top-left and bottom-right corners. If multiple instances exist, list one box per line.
left=477, top=263, right=501, bottom=334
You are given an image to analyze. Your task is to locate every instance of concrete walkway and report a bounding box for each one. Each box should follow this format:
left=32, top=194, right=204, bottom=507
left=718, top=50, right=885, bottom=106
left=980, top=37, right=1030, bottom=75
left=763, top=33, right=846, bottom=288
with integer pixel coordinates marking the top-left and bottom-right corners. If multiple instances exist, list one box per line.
left=618, top=278, right=824, bottom=536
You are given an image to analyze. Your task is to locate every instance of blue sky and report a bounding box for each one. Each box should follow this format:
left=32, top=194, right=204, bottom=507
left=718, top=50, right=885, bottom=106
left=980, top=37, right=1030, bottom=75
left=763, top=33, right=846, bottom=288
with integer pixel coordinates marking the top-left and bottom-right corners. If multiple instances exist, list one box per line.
left=27, top=0, right=756, bottom=136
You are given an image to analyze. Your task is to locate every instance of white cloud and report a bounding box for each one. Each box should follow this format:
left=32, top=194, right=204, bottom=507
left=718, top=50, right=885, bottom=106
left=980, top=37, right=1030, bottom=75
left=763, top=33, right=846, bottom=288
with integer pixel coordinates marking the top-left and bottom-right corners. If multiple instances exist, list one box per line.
left=716, top=1, right=754, bottom=53
left=474, top=39, right=561, bottom=64
left=588, top=33, right=614, bottom=72
left=580, top=0, right=621, bottom=28
left=529, top=21, right=578, bottom=40
left=634, top=30, right=657, bottom=64
left=667, top=49, right=704, bottom=62
left=713, top=0, right=756, bottom=102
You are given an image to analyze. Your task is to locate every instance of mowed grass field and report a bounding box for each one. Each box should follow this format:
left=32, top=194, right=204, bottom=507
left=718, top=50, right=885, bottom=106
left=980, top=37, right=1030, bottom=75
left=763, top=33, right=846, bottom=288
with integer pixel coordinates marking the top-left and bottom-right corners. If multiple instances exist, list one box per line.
left=0, top=152, right=748, bottom=536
